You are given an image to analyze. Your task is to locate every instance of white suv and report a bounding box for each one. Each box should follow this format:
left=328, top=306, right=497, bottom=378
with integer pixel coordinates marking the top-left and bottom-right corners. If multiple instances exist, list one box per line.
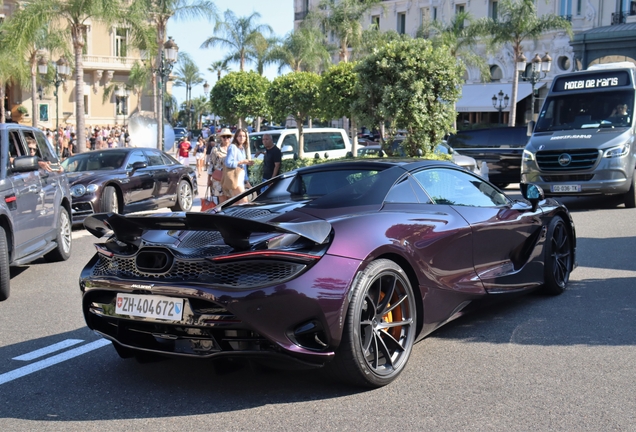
left=249, top=128, right=352, bottom=160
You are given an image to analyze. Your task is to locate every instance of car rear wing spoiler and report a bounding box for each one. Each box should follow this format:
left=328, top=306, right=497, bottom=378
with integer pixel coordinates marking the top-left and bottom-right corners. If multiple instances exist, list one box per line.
left=84, top=212, right=332, bottom=251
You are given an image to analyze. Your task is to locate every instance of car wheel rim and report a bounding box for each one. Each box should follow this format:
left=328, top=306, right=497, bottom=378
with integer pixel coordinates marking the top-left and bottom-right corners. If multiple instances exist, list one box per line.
left=111, top=192, right=119, bottom=213
left=180, top=183, right=192, bottom=210
left=60, top=211, right=71, bottom=254
left=359, top=271, right=414, bottom=377
left=550, top=221, right=571, bottom=286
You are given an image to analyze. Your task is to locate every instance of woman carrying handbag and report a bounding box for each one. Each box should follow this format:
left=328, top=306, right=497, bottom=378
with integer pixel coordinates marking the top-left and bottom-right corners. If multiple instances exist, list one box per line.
left=223, top=128, right=254, bottom=204
left=207, top=129, right=233, bottom=205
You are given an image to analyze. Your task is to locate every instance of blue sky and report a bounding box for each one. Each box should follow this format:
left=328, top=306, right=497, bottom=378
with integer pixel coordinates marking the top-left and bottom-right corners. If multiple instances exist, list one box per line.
left=167, top=0, right=294, bottom=104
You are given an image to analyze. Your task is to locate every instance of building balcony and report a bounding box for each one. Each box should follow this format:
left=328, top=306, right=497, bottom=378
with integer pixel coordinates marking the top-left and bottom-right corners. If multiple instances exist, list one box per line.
left=82, top=55, right=138, bottom=71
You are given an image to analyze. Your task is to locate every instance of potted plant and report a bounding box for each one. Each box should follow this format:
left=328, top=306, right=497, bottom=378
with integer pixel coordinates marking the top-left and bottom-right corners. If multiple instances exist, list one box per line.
left=17, top=105, right=28, bottom=116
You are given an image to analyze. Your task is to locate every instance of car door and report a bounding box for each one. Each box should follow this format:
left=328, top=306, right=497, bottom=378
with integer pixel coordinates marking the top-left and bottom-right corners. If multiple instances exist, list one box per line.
left=122, top=150, right=154, bottom=208
left=412, top=167, right=544, bottom=293
left=5, top=128, right=44, bottom=256
left=143, top=150, right=172, bottom=203
left=25, top=129, right=58, bottom=238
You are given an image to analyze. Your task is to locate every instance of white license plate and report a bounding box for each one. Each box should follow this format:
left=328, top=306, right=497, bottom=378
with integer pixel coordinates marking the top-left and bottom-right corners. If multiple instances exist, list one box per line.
left=115, top=293, right=184, bottom=321
left=551, top=184, right=581, bottom=193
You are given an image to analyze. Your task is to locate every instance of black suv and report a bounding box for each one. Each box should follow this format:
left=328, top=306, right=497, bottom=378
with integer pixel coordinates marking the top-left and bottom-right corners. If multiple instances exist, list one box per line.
left=447, top=127, right=529, bottom=188
left=0, top=124, right=72, bottom=301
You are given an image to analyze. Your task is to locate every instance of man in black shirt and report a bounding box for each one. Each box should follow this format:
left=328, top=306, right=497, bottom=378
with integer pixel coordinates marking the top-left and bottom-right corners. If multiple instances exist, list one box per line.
left=257, top=134, right=281, bottom=191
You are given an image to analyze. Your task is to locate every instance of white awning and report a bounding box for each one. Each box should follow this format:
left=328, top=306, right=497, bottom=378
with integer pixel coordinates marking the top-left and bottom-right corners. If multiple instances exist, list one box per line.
left=456, top=82, right=547, bottom=112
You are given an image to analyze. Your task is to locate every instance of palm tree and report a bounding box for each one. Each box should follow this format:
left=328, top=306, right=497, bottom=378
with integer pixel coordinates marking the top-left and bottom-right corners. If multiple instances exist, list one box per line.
left=208, top=60, right=230, bottom=82
left=18, top=0, right=132, bottom=152
left=272, top=24, right=332, bottom=74
left=0, top=34, right=29, bottom=124
left=200, top=10, right=273, bottom=71
left=3, top=7, right=71, bottom=128
left=422, top=11, right=491, bottom=129
left=249, top=34, right=280, bottom=76
left=310, top=0, right=380, bottom=63
left=133, top=0, right=217, bottom=147
left=478, top=0, right=572, bottom=126
left=190, top=95, right=209, bottom=128
left=173, top=52, right=205, bottom=129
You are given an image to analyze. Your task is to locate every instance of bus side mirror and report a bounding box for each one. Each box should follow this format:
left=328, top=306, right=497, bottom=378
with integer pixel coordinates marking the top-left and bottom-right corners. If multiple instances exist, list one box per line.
left=527, top=120, right=535, bottom=137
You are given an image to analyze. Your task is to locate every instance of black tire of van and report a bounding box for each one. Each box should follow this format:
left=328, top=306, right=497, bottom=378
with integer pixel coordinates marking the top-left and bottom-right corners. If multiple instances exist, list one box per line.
left=625, top=170, right=636, bottom=209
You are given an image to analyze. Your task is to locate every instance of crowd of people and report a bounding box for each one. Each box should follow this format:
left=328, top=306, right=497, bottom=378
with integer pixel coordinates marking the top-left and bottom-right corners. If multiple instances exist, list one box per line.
left=37, top=124, right=131, bottom=162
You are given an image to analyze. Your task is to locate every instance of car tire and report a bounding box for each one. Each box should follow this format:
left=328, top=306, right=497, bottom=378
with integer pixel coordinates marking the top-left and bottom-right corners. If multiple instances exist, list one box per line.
left=329, top=259, right=417, bottom=388
left=101, top=186, right=120, bottom=213
left=542, top=216, right=573, bottom=295
left=44, top=207, right=72, bottom=262
left=170, top=179, right=193, bottom=212
left=624, top=170, right=636, bottom=209
left=0, top=225, right=10, bottom=302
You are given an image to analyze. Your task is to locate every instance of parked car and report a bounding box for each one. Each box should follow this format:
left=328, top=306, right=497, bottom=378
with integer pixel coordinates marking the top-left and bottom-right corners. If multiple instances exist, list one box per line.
left=447, top=127, right=529, bottom=188
left=0, top=124, right=72, bottom=301
left=61, top=148, right=197, bottom=225
left=80, top=159, right=575, bottom=387
left=361, top=139, right=482, bottom=176
left=250, top=128, right=352, bottom=160
left=173, top=127, right=188, bottom=143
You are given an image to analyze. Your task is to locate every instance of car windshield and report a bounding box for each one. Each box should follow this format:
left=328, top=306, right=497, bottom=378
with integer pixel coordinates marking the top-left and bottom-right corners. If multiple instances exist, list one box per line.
left=536, top=90, right=634, bottom=132
left=250, top=133, right=281, bottom=154
left=61, top=150, right=128, bottom=172
left=255, top=165, right=405, bottom=208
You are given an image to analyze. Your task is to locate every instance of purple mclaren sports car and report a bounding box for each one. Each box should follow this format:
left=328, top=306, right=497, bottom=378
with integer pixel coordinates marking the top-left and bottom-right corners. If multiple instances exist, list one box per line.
left=80, top=160, right=576, bottom=387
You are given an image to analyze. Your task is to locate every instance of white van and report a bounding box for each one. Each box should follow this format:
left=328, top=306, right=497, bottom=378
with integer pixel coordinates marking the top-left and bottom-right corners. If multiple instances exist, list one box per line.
left=249, top=128, right=352, bottom=160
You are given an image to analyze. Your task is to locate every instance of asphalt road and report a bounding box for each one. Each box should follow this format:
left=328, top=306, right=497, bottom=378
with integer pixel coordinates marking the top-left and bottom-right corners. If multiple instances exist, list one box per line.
left=0, top=188, right=635, bottom=431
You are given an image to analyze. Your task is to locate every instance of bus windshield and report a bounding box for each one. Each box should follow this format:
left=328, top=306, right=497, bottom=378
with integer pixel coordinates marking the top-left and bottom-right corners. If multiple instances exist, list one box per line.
left=535, top=90, right=634, bottom=132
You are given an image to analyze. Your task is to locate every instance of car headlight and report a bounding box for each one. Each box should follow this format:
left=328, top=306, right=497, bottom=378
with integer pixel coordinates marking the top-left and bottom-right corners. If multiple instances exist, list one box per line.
left=86, top=184, right=99, bottom=194
left=71, top=184, right=86, bottom=197
left=522, top=149, right=535, bottom=162
left=603, top=142, right=630, bottom=158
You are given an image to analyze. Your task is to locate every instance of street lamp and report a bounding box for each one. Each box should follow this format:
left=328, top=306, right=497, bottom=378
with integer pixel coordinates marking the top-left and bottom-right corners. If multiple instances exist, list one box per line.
left=518, top=52, right=552, bottom=121
left=491, top=90, right=510, bottom=125
left=155, top=36, right=179, bottom=151
left=38, top=56, right=70, bottom=156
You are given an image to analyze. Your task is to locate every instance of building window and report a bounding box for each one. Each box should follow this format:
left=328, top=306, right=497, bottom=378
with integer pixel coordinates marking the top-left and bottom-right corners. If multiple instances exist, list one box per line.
left=490, top=65, right=503, bottom=82
left=490, top=1, right=498, bottom=20
left=115, top=28, right=127, bottom=57
left=432, top=7, right=438, bottom=21
left=371, top=15, right=380, bottom=29
left=116, top=96, right=128, bottom=115
left=84, top=94, right=89, bottom=116
left=420, top=7, right=430, bottom=26
left=397, top=12, right=406, bottom=34
left=456, top=4, right=465, bottom=14
left=560, top=0, right=572, bottom=20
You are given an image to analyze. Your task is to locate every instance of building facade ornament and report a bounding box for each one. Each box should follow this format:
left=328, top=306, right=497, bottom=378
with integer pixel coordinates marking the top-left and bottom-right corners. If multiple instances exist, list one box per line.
left=92, top=70, right=103, bottom=94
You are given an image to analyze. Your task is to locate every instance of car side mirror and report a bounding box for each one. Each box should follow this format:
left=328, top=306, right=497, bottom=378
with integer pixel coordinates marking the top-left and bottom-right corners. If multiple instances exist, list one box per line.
left=281, top=145, right=294, bottom=153
left=130, top=161, right=147, bottom=173
left=520, top=183, right=544, bottom=211
left=12, top=155, right=39, bottom=173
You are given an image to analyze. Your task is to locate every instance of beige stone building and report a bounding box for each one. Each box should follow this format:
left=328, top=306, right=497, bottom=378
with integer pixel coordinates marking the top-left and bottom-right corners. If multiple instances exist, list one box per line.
left=2, top=0, right=153, bottom=130
left=295, top=0, right=636, bottom=126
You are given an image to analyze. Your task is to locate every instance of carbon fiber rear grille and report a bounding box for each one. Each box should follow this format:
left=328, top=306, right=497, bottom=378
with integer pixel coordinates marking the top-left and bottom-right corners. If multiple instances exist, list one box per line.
left=536, top=149, right=599, bottom=171
left=223, top=208, right=272, bottom=220
left=92, top=255, right=306, bottom=288
left=178, top=231, right=224, bottom=249
left=542, top=174, right=594, bottom=182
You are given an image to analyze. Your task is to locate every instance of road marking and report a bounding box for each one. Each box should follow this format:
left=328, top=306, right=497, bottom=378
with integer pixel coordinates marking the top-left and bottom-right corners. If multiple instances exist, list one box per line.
left=0, top=339, right=111, bottom=386
left=13, top=339, right=85, bottom=361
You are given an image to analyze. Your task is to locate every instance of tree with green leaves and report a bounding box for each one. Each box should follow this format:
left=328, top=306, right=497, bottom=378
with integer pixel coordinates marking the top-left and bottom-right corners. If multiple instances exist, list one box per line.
left=208, top=60, right=230, bottom=82
left=3, top=7, right=71, bottom=128
left=268, top=72, right=321, bottom=159
left=354, top=38, right=464, bottom=156
left=210, top=71, right=269, bottom=133
left=310, top=0, right=380, bottom=63
left=249, top=34, right=280, bottom=76
left=0, top=33, right=29, bottom=124
left=201, top=10, right=272, bottom=72
left=477, top=0, right=572, bottom=126
left=172, top=52, right=205, bottom=120
left=272, top=23, right=332, bottom=74
left=128, top=61, right=153, bottom=112
left=132, top=0, right=217, bottom=147
left=320, top=62, right=359, bottom=155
